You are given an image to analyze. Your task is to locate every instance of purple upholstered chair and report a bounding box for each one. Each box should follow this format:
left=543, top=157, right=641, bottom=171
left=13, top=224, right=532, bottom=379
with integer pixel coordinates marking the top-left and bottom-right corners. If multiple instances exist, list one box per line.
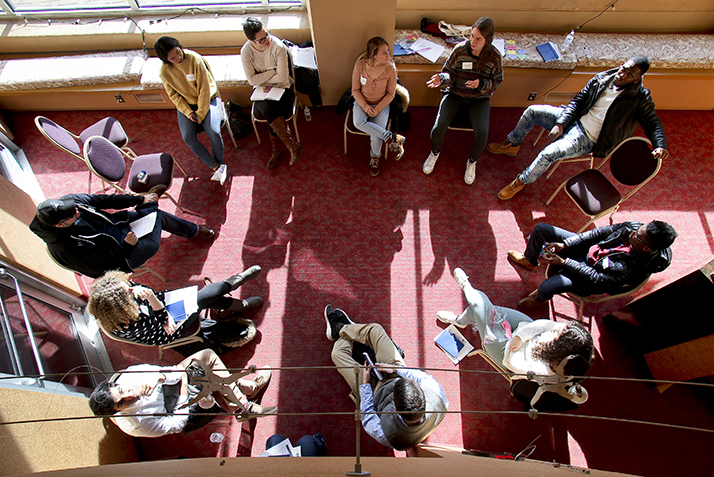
left=83, top=135, right=186, bottom=213
left=35, top=116, right=136, bottom=161
left=546, top=136, right=661, bottom=232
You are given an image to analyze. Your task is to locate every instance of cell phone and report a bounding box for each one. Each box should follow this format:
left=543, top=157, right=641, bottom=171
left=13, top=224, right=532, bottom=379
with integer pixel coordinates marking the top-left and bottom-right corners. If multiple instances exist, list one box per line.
left=363, top=352, right=383, bottom=381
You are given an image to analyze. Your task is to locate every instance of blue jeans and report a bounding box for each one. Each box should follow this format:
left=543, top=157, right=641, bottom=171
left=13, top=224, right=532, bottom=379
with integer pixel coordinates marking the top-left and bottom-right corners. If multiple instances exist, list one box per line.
left=352, top=103, right=391, bottom=157
left=430, top=93, right=490, bottom=159
left=506, top=105, right=594, bottom=184
left=454, top=281, right=533, bottom=364
left=177, top=97, right=224, bottom=170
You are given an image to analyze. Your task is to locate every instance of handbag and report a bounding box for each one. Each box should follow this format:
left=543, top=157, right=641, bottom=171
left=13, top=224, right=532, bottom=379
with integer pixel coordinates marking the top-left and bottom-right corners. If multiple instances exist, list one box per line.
left=226, top=100, right=252, bottom=139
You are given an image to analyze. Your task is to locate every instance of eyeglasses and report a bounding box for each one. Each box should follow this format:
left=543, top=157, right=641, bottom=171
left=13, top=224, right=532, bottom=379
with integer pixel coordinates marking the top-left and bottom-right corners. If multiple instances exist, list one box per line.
left=631, top=227, right=653, bottom=249
left=253, top=31, right=270, bottom=45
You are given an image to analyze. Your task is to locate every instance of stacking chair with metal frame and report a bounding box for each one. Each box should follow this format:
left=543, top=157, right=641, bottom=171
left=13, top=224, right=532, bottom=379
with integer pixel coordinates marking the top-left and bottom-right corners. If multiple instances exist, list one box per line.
left=250, top=49, right=300, bottom=145
left=96, top=314, right=203, bottom=360
left=343, top=107, right=392, bottom=157
left=546, top=136, right=661, bottom=232
left=83, top=135, right=187, bottom=213
left=468, top=349, right=512, bottom=383
left=35, top=115, right=137, bottom=162
left=529, top=263, right=652, bottom=323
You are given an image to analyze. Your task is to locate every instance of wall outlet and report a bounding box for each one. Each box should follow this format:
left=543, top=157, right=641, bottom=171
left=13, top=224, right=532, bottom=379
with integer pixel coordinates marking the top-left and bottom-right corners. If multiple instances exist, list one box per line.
left=114, top=94, right=125, bottom=103
left=528, top=92, right=537, bottom=101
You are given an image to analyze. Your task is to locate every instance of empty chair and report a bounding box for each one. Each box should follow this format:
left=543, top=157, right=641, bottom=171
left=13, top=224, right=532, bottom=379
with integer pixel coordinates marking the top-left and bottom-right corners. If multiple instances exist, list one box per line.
left=546, top=136, right=662, bottom=232
left=83, top=135, right=186, bottom=212
left=35, top=116, right=136, bottom=162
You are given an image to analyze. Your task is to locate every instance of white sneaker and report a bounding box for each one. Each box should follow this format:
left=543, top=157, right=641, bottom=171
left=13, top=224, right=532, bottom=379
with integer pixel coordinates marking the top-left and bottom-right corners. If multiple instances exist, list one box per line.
left=464, top=159, right=477, bottom=185
left=453, top=268, right=470, bottom=291
left=211, top=164, right=227, bottom=185
left=423, top=151, right=440, bottom=175
left=436, top=310, right=464, bottom=328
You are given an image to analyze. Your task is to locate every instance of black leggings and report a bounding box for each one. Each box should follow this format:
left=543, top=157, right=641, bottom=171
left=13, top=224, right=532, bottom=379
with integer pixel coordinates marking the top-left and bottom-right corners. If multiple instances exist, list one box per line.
left=430, top=93, right=490, bottom=160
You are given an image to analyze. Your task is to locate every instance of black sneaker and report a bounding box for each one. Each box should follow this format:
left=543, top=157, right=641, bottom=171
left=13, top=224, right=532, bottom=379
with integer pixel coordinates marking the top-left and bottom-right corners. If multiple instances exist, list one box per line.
left=324, top=304, right=354, bottom=341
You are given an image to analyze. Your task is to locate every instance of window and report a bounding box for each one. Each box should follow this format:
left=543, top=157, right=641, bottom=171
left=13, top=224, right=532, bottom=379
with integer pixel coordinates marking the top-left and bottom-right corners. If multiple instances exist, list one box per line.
left=0, top=1, right=302, bottom=16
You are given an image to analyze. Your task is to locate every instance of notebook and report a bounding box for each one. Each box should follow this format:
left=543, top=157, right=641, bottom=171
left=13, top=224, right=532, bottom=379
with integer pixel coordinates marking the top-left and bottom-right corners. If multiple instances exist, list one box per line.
left=434, top=324, right=474, bottom=365
left=536, top=42, right=561, bottom=62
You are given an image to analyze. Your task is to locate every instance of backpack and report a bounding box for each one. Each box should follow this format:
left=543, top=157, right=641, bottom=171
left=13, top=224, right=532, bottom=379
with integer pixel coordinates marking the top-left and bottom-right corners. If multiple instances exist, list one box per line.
left=226, top=100, right=253, bottom=139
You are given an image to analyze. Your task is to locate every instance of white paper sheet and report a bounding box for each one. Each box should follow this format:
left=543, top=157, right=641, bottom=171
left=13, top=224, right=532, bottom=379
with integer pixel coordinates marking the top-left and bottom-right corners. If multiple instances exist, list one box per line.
left=258, top=438, right=302, bottom=457
left=129, top=212, right=157, bottom=239
left=250, top=86, right=286, bottom=101
left=410, top=37, right=446, bottom=63
left=289, top=46, right=318, bottom=69
left=493, top=38, right=506, bottom=57
left=162, top=286, right=198, bottom=323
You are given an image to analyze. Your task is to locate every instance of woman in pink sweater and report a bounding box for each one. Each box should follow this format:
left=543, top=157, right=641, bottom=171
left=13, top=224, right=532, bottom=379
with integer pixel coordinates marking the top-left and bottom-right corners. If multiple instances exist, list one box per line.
left=351, top=37, right=406, bottom=177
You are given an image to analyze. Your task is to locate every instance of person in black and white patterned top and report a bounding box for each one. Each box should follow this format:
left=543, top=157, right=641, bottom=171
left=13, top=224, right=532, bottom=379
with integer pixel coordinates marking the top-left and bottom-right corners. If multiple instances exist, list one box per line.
left=88, top=266, right=263, bottom=346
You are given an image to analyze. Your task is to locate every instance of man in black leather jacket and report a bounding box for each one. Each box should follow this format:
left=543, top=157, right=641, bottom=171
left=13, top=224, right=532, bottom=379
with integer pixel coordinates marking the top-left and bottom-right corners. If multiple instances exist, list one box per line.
left=30, top=193, right=214, bottom=278
left=506, top=220, right=677, bottom=308
left=488, top=55, right=669, bottom=200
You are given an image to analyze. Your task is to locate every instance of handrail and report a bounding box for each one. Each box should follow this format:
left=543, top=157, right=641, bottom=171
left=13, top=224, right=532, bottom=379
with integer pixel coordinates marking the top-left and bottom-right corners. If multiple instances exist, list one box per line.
left=0, top=267, right=46, bottom=386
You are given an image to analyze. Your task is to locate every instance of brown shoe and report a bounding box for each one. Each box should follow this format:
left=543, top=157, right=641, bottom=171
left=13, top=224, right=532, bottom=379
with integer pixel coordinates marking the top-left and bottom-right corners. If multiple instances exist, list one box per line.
left=266, top=134, right=280, bottom=169
left=388, top=134, right=406, bottom=161
left=498, top=177, right=526, bottom=200
left=487, top=140, right=520, bottom=156
left=507, top=250, right=538, bottom=272
left=517, top=296, right=547, bottom=309
left=369, top=156, right=380, bottom=177
left=148, top=184, right=168, bottom=197
left=194, top=226, right=215, bottom=240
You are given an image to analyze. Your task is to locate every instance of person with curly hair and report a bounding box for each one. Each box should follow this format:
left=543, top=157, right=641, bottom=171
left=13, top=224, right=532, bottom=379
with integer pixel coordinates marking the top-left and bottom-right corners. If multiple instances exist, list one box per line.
left=88, top=266, right=263, bottom=346
left=437, top=268, right=594, bottom=377
left=351, top=36, right=405, bottom=177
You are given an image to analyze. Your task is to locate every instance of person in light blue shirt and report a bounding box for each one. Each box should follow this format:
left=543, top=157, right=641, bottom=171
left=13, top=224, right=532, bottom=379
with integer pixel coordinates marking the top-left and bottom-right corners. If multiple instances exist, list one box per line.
left=324, top=305, right=449, bottom=450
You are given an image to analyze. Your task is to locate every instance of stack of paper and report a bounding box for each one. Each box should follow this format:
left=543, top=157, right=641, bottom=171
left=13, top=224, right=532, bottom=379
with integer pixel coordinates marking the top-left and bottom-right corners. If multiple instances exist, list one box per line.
left=163, top=286, right=198, bottom=323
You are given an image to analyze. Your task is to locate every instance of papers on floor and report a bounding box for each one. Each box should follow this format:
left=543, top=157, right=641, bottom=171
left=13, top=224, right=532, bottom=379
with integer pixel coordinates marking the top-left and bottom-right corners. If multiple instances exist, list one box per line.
left=434, top=324, right=474, bottom=365
left=289, top=45, right=318, bottom=70
left=163, top=286, right=198, bottom=323
left=129, top=212, right=157, bottom=239
left=258, top=437, right=302, bottom=457
left=251, top=86, right=286, bottom=101
left=536, top=42, right=561, bottom=62
left=409, top=37, right=445, bottom=63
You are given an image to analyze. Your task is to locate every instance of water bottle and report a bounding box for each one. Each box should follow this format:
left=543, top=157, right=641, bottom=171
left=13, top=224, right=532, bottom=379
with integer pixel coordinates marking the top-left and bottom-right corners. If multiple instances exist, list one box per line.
left=304, top=106, right=312, bottom=122
left=210, top=432, right=224, bottom=443
left=562, top=30, right=575, bottom=51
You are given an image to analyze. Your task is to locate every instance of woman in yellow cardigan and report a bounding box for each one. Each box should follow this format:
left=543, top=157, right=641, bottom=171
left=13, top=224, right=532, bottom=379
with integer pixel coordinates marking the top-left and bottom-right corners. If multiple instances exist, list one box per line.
left=154, top=37, right=227, bottom=185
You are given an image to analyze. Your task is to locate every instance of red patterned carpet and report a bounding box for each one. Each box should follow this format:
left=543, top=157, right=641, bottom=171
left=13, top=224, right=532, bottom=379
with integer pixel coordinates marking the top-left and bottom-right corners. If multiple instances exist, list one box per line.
left=8, top=104, right=714, bottom=476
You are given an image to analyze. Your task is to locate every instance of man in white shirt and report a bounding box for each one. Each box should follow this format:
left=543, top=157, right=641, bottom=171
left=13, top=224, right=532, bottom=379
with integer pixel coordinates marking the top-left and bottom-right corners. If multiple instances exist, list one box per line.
left=88, top=349, right=276, bottom=437
left=488, top=55, right=669, bottom=200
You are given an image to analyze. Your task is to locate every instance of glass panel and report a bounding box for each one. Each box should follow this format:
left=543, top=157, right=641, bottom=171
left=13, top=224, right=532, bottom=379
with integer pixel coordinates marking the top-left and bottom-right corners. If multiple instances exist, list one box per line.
left=136, top=1, right=261, bottom=6
left=7, top=0, right=129, bottom=13
left=0, top=284, right=93, bottom=389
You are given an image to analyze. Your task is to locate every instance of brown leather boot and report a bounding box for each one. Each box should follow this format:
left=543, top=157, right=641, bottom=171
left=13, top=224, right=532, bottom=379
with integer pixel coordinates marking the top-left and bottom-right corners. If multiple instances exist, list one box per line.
left=270, top=116, right=302, bottom=165
left=267, top=133, right=280, bottom=169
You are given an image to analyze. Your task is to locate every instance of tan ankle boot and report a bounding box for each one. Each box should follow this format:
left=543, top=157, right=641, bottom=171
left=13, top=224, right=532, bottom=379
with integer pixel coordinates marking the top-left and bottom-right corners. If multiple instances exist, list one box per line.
left=267, top=134, right=280, bottom=169
left=498, top=176, right=526, bottom=200
left=270, top=117, right=302, bottom=165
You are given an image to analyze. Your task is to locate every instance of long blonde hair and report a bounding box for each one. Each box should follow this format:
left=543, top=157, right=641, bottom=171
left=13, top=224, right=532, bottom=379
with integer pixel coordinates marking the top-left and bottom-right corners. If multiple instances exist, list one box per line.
left=365, top=36, right=391, bottom=67
left=88, top=271, right=140, bottom=331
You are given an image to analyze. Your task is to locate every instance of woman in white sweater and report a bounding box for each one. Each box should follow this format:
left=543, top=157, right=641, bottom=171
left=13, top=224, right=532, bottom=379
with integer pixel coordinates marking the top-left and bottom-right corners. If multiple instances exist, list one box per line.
left=438, top=268, right=594, bottom=377
left=241, top=17, right=302, bottom=168
left=154, top=37, right=226, bottom=185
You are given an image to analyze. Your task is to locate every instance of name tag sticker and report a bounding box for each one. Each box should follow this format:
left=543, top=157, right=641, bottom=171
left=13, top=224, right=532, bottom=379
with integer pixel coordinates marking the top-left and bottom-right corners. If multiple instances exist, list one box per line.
left=602, top=257, right=611, bottom=269
left=462, top=61, right=473, bottom=70
left=360, top=75, right=367, bottom=85
left=186, top=73, right=196, bottom=81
